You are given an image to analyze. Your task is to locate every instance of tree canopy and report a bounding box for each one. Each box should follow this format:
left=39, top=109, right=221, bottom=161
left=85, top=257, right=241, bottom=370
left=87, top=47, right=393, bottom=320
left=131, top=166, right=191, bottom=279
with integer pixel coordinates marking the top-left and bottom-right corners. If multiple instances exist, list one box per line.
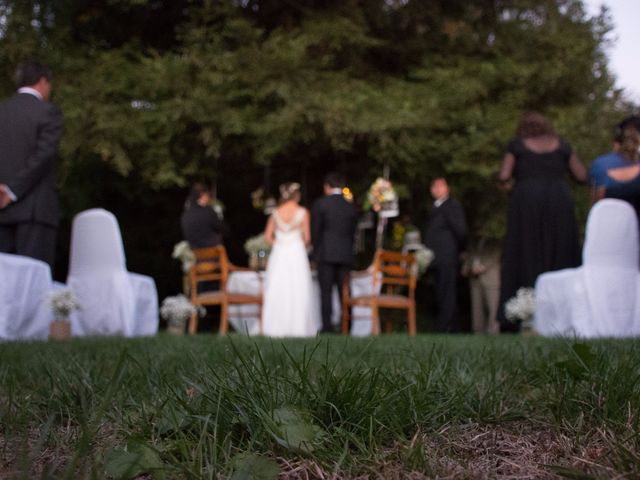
left=0, top=0, right=635, bottom=292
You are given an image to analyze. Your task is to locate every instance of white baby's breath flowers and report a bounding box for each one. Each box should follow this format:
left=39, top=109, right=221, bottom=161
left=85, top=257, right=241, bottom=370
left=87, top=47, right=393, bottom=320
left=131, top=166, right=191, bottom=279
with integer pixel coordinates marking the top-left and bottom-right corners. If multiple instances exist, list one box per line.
left=46, top=288, right=81, bottom=320
left=160, top=295, right=203, bottom=327
left=172, top=241, right=195, bottom=273
left=244, top=233, right=271, bottom=256
left=413, top=247, right=434, bottom=276
left=505, top=287, right=536, bottom=326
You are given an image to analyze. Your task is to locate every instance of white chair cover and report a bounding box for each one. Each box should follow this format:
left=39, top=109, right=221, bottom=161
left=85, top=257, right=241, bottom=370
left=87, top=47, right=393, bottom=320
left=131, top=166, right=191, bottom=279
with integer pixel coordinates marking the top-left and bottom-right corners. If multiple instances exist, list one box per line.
left=67, top=208, right=158, bottom=337
left=0, top=253, right=53, bottom=340
left=535, top=199, right=640, bottom=337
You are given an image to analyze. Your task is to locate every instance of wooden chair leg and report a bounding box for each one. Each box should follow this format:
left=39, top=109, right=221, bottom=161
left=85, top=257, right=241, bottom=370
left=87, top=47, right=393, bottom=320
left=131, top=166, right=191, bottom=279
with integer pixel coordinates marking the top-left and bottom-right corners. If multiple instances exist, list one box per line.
left=258, top=303, right=263, bottom=335
left=408, top=303, right=416, bottom=336
left=371, top=305, right=380, bottom=336
left=385, top=319, right=393, bottom=334
left=220, top=302, right=229, bottom=335
left=341, top=303, right=350, bottom=335
left=188, top=310, right=198, bottom=335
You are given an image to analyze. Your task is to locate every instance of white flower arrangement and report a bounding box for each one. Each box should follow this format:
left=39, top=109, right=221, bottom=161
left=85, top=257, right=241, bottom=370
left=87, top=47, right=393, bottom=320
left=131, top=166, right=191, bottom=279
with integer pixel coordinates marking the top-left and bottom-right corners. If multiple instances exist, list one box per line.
left=172, top=241, right=195, bottom=273
left=505, top=287, right=536, bottom=327
left=46, top=288, right=81, bottom=320
left=160, top=295, right=203, bottom=328
left=364, top=177, right=398, bottom=217
left=413, top=247, right=435, bottom=276
left=244, top=233, right=271, bottom=256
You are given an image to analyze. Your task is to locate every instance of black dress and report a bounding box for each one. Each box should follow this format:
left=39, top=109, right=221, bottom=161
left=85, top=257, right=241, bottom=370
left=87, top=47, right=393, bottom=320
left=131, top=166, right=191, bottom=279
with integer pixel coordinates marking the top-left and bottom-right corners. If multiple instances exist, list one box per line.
left=498, top=138, right=581, bottom=330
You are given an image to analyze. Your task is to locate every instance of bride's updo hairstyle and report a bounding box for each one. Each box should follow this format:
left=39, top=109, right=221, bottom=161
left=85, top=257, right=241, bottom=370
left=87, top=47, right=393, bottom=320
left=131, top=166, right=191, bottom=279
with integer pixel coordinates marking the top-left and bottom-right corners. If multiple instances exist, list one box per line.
left=279, top=182, right=301, bottom=203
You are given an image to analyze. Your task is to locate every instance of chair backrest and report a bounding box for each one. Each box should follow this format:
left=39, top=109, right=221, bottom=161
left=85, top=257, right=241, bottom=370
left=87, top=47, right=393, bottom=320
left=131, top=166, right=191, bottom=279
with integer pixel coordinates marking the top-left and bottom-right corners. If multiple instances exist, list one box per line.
left=373, top=249, right=417, bottom=297
left=189, top=245, right=230, bottom=295
left=68, top=208, right=127, bottom=276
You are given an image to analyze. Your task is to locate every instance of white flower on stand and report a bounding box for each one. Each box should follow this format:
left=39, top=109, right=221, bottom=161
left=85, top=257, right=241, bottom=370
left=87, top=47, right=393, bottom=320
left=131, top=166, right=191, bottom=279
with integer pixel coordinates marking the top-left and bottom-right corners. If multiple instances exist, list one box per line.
left=505, top=287, right=536, bottom=327
left=46, top=288, right=81, bottom=320
left=160, top=295, right=203, bottom=328
left=172, top=241, right=195, bottom=273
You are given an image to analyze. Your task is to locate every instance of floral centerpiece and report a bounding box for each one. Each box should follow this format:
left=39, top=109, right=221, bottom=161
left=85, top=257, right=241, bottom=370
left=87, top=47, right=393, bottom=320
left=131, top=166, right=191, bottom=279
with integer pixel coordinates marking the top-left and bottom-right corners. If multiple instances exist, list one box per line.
left=244, top=233, right=271, bottom=270
left=46, top=288, right=81, bottom=339
left=505, top=287, right=536, bottom=333
left=364, top=177, right=399, bottom=218
left=160, top=295, right=202, bottom=335
left=172, top=241, right=195, bottom=273
left=403, top=230, right=434, bottom=276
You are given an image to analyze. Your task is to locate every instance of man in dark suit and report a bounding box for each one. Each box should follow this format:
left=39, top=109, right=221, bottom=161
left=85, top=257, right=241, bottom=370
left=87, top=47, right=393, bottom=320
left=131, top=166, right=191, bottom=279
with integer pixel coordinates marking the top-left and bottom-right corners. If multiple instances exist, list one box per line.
left=311, top=172, right=358, bottom=333
left=0, top=60, right=64, bottom=269
left=181, top=182, right=227, bottom=249
left=423, top=177, right=468, bottom=333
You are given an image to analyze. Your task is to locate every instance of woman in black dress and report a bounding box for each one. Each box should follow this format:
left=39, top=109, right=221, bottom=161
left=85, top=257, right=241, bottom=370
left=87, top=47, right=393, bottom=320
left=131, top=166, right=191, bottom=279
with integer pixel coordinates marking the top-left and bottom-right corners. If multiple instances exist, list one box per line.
left=497, top=112, right=587, bottom=331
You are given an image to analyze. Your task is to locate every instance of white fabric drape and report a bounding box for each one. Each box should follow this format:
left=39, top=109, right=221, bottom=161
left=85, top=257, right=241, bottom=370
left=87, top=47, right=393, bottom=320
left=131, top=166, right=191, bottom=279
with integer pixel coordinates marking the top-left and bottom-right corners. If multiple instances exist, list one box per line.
left=67, top=208, right=158, bottom=337
left=0, top=253, right=52, bottom=340
left=535, top=199, right=640, bottom=337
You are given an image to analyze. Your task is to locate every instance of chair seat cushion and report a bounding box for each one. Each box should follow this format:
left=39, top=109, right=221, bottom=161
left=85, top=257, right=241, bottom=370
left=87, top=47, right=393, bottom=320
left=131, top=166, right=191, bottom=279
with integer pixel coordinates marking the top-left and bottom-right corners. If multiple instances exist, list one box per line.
left=194, top=291, right=226, bottom=304
left=227, top=292, right=262, bottom=304
left=350, top=294, right=412, bottom=308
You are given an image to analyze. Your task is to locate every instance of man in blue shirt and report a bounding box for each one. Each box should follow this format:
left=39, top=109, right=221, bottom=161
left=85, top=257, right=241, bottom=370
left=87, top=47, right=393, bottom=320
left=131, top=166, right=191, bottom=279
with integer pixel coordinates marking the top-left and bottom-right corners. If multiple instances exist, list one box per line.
left=590, top=115, right=640, bottom=201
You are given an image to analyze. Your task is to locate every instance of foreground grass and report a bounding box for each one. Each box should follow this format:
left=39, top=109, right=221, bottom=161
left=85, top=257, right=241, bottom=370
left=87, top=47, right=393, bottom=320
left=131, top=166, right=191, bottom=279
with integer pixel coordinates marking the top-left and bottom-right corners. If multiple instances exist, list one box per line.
left=1, top=334, right=639, bottom=479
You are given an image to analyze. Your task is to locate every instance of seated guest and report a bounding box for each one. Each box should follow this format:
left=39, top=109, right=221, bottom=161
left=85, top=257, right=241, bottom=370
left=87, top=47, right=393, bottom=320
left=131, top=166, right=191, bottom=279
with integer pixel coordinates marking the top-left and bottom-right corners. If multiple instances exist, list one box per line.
left=534, top=199, right=640, bottom=338
left=181, top=183, right=227, bottom=248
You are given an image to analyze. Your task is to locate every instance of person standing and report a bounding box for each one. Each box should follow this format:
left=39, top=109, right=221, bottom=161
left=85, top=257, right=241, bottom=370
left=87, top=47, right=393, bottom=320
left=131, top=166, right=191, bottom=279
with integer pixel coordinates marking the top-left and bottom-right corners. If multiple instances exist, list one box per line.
left=311, top=172, right=358, bottom=334
left=262, top=182, right=316, bottom=337
left=423, top=177, right=468, bottom=333
left=0, top=59, right=64, bottom=269
left=180, top=182, right=227, bottom=249
left=497, top=111, right=586, bottom=331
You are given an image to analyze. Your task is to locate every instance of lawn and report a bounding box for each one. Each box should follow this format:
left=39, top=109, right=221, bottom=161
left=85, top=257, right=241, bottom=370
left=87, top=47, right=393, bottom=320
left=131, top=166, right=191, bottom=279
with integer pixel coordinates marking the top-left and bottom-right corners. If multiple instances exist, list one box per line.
left=1, top=334, right=639, bottom=479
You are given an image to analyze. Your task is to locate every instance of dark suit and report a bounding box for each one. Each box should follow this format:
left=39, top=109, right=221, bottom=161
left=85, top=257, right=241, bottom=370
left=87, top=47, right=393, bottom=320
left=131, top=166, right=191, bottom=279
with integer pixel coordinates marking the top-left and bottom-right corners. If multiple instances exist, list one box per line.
left=181, top=203, right=226, bottom=248
left=423, top=197, right=468, bottom=332
left=0, top=92, right=64, bottom=268
left=311, top=193, right=357, bottom=331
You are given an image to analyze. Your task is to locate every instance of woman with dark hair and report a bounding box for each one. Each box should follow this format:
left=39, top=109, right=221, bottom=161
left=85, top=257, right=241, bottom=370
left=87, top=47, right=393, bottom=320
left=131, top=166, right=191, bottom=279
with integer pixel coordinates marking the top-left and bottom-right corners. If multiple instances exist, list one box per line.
left=497, top=112, right=587, bottom=331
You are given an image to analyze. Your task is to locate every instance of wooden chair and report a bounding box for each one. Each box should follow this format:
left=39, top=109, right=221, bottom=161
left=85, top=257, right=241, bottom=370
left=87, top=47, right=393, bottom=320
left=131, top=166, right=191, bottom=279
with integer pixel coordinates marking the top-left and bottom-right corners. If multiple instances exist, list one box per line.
left=188, top=245, right=262, bottom=335
left=341, top=249, right=417, bottom=336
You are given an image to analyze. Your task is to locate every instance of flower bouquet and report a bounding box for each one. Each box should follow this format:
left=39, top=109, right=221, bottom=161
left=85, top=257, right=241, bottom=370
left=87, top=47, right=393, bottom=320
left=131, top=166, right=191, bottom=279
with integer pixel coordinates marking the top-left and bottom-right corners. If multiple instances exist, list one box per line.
left=160, top=295, right=203, bottom=335
left=364, top=177, right=399, bottom=218
left=172, top=241, right=195, bottom=273
left=244, top=233, right=271, bottom=270
left=505, top=287, right=536, bottom=334
left=46, top=288, right=81, bottom=339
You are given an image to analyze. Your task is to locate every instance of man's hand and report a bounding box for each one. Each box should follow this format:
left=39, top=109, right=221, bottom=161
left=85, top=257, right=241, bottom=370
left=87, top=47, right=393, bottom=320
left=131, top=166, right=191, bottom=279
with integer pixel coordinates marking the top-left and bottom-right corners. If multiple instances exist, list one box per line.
left=0, top=185, right=13, bottom=209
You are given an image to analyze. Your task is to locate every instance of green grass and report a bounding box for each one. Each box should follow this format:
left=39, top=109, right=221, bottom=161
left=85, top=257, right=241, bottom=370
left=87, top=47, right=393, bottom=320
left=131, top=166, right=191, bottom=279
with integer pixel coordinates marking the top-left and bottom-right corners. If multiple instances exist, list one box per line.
left=1, top=334, right=639, bottom=479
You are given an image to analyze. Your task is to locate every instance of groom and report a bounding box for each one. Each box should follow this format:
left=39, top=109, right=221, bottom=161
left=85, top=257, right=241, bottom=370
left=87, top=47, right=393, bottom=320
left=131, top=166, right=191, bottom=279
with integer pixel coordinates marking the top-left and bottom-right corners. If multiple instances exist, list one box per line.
left=311, top=172, right=358, bottom=333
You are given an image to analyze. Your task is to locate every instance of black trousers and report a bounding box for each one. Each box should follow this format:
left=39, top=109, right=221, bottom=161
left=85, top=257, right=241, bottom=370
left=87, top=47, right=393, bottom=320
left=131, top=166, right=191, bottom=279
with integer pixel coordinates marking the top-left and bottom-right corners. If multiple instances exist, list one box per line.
left=317, top=262, right=350, bottom=331
left=0, top=222, right=56, bottom=269
left=432, top=261, right=460, bottom=333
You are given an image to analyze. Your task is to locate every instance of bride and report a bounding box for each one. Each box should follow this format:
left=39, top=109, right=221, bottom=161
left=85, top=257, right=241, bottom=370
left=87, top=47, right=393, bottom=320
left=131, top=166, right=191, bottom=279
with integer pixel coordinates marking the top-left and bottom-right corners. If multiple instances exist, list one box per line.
left=262, top=182, right=316, bottom=336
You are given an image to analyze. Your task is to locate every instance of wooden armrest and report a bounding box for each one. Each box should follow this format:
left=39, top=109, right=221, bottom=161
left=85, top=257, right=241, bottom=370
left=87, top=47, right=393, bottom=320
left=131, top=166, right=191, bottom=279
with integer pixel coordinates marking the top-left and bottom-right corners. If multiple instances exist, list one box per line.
left=229, top=264, right=254, bottom=273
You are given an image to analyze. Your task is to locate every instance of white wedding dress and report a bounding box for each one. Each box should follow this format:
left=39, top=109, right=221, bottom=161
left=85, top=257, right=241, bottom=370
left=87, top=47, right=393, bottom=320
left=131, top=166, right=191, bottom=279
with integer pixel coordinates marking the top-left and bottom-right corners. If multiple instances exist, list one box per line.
left=262, top=208, right=317, bottom=337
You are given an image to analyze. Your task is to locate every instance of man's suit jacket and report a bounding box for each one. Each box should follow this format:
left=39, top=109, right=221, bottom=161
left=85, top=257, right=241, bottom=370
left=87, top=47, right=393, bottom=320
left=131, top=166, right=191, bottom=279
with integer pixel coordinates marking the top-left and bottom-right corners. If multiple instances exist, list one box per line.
left=0, top=92, right=64, bottom=227
left=311, top=194, right=357, bottom=265
left=423, top=197, right=468, bottom=267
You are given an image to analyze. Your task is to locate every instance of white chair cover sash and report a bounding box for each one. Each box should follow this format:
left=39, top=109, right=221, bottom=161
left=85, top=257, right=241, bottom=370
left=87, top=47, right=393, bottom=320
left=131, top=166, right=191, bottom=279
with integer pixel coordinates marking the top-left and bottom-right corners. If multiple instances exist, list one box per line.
left=67, top=208, right=158, bottom=337
left=535, top=199, right=640, bottom=337
left=0, top=253, right=53, bottom=340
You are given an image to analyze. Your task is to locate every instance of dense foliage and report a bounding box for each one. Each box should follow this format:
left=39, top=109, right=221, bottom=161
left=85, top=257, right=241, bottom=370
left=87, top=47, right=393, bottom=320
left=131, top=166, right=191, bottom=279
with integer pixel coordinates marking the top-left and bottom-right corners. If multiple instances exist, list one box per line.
left=0, top=0, right=635, bottom=293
